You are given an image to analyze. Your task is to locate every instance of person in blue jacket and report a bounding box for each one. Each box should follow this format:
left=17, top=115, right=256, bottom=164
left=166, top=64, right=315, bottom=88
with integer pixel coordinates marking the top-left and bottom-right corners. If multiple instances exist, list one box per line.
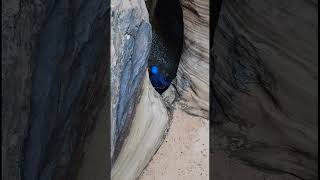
left=148, top=65, right=171, bottom=94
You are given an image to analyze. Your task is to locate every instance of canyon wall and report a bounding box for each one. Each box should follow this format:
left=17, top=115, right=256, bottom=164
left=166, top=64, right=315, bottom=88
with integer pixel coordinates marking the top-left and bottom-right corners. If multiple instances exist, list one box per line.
left=3, top=0, right=317, bottom=179
left=2, top=0, right=109, bottom=179
left=110, top=0, right=170, bottom=179
left=110, top=0, right=151, bottom=161
left=111, top=0, right=210, bottom=179
left=211, top=0, right=318, bottom=179
left=175, top=0, right=210, bottom=119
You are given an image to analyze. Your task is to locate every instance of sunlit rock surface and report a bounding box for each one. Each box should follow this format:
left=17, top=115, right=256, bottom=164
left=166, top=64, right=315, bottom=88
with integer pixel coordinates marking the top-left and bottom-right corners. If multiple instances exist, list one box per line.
left=112, top=72, right=169, bottom=180
left=136, top=0, right=210, bottom=178
left=175, top=0, right=210, bottom=118
left=111, top=0, right=170, bottom=179
left=111, top=0, right=210, bottom=179
left=110, top=0, right=152, bottom=161
left=211, top=0, right=318, bottom=179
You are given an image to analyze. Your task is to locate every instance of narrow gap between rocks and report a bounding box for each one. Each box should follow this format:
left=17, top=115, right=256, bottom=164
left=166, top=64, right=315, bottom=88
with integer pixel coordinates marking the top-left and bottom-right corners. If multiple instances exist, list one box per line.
left=146, top=0, right=184, bottom=94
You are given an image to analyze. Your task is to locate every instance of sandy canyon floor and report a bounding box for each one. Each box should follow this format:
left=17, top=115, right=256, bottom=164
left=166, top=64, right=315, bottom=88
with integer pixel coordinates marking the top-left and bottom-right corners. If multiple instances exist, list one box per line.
left=139, top=108, right=209, bottom=180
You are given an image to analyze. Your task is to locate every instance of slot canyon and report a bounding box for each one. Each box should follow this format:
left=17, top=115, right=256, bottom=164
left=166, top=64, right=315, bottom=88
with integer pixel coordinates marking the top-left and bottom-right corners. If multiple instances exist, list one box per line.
left=2, top=0, right=317, bottom=180
left=111, top=0, right=209, bottom=178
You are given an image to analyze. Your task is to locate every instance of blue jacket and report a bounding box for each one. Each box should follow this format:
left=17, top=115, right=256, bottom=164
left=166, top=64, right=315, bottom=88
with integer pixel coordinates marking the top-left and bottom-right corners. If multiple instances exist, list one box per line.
left=150, top=72, right=171, bottom=89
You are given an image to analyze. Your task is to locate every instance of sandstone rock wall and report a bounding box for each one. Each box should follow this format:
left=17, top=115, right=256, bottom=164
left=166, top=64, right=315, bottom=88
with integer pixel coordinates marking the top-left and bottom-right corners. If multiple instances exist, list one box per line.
left=110, top=0, right=210, bottom=179
left=111, top=72, right=169, bottom=180
left=211, top=0, right=318, bottom=179
left=110, top=0, right=170, bottom=179
left=110, top=0, right=152, bottom=161
left=2, top=0, right=109, bottom=179
left=175, top=0, right=210, bottom=118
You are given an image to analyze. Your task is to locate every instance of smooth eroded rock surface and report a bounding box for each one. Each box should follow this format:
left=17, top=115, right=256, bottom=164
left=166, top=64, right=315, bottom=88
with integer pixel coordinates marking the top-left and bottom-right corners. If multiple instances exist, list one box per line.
left=211, top=0, right=318, bottom=179
left=111, top=0, right=171, bottom=179
left=112, top=72, right=169, bottom=180
left=2, top=0, right=110, bottom=179
left=175, top=0, right=210, bottom=118
left=111, top=0, right=151, bottom=160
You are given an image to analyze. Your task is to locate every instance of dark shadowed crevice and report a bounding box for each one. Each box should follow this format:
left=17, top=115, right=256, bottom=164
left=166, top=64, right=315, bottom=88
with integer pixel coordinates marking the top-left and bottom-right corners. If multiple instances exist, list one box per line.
left=146, top=0, right=184, bottom=94
left=210, top=0, right=223, bottom=124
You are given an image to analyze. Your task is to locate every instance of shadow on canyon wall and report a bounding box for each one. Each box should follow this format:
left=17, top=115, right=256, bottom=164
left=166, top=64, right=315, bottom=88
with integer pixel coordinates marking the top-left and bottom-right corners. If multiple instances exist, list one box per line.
left=2, top=0, right=110, bottom=179
left=211, top=0, right=318, bottom=179
left=2, top=0, right=318, bottom=179
left=147, top=0, right=184, bottom=83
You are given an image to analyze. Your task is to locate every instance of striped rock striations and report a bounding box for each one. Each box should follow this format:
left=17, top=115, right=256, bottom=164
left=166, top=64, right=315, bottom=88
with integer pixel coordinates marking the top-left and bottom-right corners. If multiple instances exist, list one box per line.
left=211, top=0, right=318, bottom=179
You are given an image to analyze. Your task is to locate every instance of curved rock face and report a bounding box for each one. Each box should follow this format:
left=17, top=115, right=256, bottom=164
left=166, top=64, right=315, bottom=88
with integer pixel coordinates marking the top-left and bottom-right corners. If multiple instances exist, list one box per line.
left=2, top=0, right=109, bottom=180
left=175, top=0, right=210, bottom=118
left=112, top=73, right=169, bottom=180
left=147, top=0, right=184, bottom=82
left=211, top=0, right=318, bottom=179
left=110, top=0, right=152, bottom=161
left=110, top=0, right=171, bottom=179
left=111, top=0, right=210, bottom=179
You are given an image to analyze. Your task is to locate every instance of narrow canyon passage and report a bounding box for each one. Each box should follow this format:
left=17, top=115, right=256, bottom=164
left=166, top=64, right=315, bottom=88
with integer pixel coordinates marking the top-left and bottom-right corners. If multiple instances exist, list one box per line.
left=138, top=0, right=210, bottom=179
left=2, top=0, right=317, bottom=179
left=146, top=0, right=184, bottom=93
left=111, top=0, right=209, bottom=178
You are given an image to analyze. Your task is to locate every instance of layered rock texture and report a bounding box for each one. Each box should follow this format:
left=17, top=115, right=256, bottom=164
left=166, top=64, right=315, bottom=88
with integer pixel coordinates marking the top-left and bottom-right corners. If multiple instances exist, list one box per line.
left=211, top=0, right=318, bottom=179
left=3, top=0, right=317, bottom=179
left=2, top=0, right=109, bottom=179
left=175, top=0, right=210, bottom=119
left=110, top=0, right=152, bottom=161
left=111, top=0, right=209, bottom=179
left=110, top=0, right=171, bottom=179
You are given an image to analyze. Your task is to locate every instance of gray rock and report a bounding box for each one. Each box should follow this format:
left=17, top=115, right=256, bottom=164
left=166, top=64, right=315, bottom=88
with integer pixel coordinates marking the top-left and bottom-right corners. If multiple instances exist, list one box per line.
left=110, top=0, right=152, bottom=162
left=211, top=0, right=318, bottom=179
left=2, top=0, right=109, bottom=179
